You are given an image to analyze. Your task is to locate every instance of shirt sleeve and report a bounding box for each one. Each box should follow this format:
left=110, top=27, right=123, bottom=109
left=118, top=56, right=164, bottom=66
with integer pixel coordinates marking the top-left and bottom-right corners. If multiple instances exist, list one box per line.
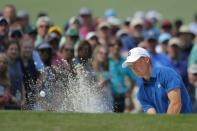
left=162, top=68, right=182, bottom=93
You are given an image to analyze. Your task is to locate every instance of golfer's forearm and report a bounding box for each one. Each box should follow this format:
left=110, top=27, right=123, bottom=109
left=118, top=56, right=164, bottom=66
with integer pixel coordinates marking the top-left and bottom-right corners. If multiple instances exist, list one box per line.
left=167, top=103, right=181, bottom=114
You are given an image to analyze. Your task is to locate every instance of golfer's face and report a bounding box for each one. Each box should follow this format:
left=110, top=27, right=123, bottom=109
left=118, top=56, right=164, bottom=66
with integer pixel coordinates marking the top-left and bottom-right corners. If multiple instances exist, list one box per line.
left=129, top=57, right=148, bottom=77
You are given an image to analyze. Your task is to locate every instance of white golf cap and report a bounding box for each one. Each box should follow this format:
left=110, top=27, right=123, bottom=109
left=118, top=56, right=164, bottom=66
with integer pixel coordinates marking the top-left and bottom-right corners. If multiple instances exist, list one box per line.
left=122, top=47, right=150, bottom=68
left=86, top=32, right=97, bottom=40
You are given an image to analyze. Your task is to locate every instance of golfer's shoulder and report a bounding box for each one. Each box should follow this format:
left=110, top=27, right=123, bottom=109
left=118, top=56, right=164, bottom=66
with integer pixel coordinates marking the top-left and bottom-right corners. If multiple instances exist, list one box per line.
left=155, top=66, right=178, bottom=78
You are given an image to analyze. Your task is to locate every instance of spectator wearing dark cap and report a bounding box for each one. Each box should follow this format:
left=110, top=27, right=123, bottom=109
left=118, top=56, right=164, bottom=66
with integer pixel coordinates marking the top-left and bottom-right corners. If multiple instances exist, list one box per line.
left=161, top=19, right=172, bottom=34
left=79, top=7, right=95, bottom=39
left=178, top=25, right=195, bottom=61
left=17, top=10, right=33, bottom=34
left=167, top=37, right=189, bottom=87
left=64, top=28, right=80, bottom=57
left=173, top=19, right=183, bottom=36
left=37, top=43, right=53, bottom=67
left=0, top=17, right=9, bottom=52
left=8, top=27, right=23, bottom=42
left=143, top=33, right=172, bottom=68
left=47, top=32, right=63, bottom=67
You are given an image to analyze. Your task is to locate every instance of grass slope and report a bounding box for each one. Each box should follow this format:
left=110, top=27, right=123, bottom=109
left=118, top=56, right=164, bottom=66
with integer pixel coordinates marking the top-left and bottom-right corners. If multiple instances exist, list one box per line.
left=0, top=111, right=197, bottom=131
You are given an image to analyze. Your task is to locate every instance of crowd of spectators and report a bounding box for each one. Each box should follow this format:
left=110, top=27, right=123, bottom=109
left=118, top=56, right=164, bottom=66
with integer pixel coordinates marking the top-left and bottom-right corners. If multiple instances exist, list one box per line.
left=0, top=4, right=197, bottom=112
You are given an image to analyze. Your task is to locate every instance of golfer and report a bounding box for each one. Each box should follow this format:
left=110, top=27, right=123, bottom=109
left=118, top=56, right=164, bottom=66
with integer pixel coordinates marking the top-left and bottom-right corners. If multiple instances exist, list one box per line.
left=122, top=47, right=192, bottom=114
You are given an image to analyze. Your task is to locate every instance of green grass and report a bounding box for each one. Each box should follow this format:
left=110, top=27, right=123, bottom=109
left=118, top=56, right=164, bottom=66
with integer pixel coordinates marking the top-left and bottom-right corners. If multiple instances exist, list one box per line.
left=0, top=111, right=197, bottom=131
left=0, top=0, right=197, bottom=26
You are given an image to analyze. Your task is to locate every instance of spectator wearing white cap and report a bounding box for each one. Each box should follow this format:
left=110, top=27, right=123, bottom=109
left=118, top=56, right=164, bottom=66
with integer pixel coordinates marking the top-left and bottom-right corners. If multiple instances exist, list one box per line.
left=188, top=64, right=197, bottom=112
left=86, top=32, right=98, bottom=50
left=189, top=13, right=197, bottom=35
left=122, top=47, right=192, bottom=114
left=107, top=16, right=121, bottom=36
left=130, top=17, right=144, bottom=45
left=96, top=22, right=111, bottom=47
left=178, top=25, right=195, bottom=61
left=167, top=37, right=189, bottom=87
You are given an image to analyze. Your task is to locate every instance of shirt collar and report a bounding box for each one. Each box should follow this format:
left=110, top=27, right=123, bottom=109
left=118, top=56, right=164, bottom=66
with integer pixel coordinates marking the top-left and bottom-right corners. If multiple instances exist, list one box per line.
left=142, top=67, right=157, bottom=85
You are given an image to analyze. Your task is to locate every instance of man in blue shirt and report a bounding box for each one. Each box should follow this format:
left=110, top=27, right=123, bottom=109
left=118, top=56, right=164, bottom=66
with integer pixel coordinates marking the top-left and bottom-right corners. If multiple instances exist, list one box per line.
left=122, top=47, right=192, bottom=114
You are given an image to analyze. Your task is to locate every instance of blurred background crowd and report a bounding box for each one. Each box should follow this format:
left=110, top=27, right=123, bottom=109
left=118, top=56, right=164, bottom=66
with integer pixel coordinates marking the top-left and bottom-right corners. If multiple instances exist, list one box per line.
left=0, top=4, right=197, bottom=113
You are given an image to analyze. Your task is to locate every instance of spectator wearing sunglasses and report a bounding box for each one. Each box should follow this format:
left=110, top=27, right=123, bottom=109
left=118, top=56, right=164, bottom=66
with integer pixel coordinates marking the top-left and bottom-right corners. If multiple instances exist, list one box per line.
left=108, top=37, right=137, bottom=112
left=35, top=16, right=51, bottom=48
left=37, top=42, right=53, bottom=67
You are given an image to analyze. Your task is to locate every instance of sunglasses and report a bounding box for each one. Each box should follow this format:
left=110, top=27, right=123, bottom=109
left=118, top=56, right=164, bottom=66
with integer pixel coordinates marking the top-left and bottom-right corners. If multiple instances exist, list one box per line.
left=39, top=49, right=51, bottom=53
left=98, top=51, right=107, bottom=55
left=108, top=43, right=119, bottom=47
left=39, top=25, right=49, bottom=28
left=64, top=48, right=74, bottom=53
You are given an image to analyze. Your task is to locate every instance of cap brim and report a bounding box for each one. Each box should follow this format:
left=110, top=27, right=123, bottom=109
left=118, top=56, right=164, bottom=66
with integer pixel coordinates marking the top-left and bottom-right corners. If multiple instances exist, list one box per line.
left=122, top=56, right=141, bottom=68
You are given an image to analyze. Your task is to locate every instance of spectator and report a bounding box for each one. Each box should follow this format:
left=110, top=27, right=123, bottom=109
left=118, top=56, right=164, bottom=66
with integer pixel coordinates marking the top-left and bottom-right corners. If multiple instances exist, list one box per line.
left=107, top=16, right=121, bottom=36
left=0, top=17, right=9, bottom=52
left=130, top=18, right=144, bottom=45
left=37, top=42, right=53, bottom=67
left=85, top=31, right=98, bottom=50
left=0, top=53, right=11, bottom=109
left=75, top=40, right=92, bottom=71
left=59, top=43, right=74, bottom=63
left=158, top=33, right=171, bottom=54
left=160, top=19, right=172, bottom=34
left=108, top=37, right=137, bottom=112
left=173, top=19, right=183, bottom=36
left=97, top=22, right=111, bottom=47
left=188, top=42, right=197, bottom=67
left=65, top=28, right=80, bottom=56
left=144, top=33, right=172, bottom=67
left=6, top=41, right=25, bottom=109
left=17, top=10, right=32, bottom=34
left=189, top=13, right=197, bottom=35
left=92, top=45, right=113, bottom=112
left=79, top=7, right=95, bottom=39
left=167, top=37, right=188, bottom=87
left=35, top=16, right=51, bottom=48
left=2, top=4, right=17, bottom=25
left=19, top=38, right=39, bottom=109
left=188, top=64, right=197, bottom=112
left=178, top=25, right=195, bottom=61
left=8, top=27, right=23, bottom=42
